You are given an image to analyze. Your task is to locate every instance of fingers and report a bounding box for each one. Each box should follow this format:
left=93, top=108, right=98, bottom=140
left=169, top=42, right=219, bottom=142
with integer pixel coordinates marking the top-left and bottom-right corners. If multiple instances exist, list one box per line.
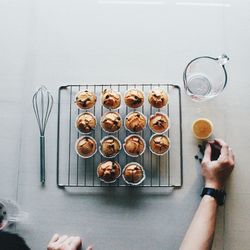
left=214, top=139, right=228, bottom=156
left=49, top=234, right=60, bottom=244
left=87, top=246, right=93, bottom=250
left=229, top=147, right=235, bottom=163
left=63, top=236, right=75, bottom=245
left=202, top=143, right=212, bottom=162
left=57, top=235, right=68, bottom=244
left=214, top=138, right=227, bottom=147
left=70, top=236, right=82, bottom=248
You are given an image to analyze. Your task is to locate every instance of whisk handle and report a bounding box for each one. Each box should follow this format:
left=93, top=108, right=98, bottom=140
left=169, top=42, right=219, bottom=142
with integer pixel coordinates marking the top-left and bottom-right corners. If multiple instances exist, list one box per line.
left=40, top=135, right=45, bottom=183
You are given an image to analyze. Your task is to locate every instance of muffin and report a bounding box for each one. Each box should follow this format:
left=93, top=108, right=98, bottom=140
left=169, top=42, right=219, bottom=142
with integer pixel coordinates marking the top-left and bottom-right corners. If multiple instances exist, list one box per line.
left=99, top=136, right=121, bottom=158
left=123, top=135, right=145, bottom=157
left=125, top=111, right=147, bottom=133
left=75, top=112, right=96, bottom=134
left=75, top=90, right=97, bottom=109
left=97, top=161, right=121, bottom=183
left=149, top=112, right=169, bottom=133
left=75, top=136, right=97, bottom=158
left=122, top=162, right=145, bottom=185
left=101, top=112, right=122, bottom=133
left=101, top=89, right=121, bottom=109
left=124, top=89, right=144, bottom=108
left=148, top=89, right=168, bottom=108
left=149, top=134, right=170, bottom=155
left=125, top=111, right=146, bottom=133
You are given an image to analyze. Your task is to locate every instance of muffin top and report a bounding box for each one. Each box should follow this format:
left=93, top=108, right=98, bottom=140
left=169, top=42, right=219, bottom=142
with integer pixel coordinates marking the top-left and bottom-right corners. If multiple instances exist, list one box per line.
left=149, top=135, right=170, bottom=155
left=76, top=136, right=96, bottom=157
left=101, top=89, right=121, bottom=109
left=123, top=163, right=144, bottom=184
left=148, top=89, right=168, bottom=108
left=149, top=112, right=169, bottom=133
left=124, top=135, right=145, bottom=156
left=125, top=112, right=146, bottom=133
left=97, top=161, right=121, bottom=183
left=100, top=136, right=121, bottom=157
left=76, top=112, right=96, bottom=133
left=124, top=89, right=144, bottom=108
left=75, top=90, right=97, bottom=109
left=101, top=112, right=122, bottom=133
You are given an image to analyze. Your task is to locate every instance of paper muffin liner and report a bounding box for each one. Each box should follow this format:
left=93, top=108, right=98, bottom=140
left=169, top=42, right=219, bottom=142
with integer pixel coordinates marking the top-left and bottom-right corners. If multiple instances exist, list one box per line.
left=99, top=135, right=122, bottom=158
left=97, top=160, right=121, bottom=184
left=123, top=134, right=146, bottom=158
left=100, top=89, right=122, bottom=110
left=149, top=134, right=171, bottom=156
left=75, top=112, right=97, bottom=135
left=124, top=88, right=145, bottom=109
left=100, top=111, right=122, bottom=134
left=147, top=88, right=169, bottom=108
left=124, top=111, right=147, bottom=133
left=148, top=112, right=170, bottom=134
left=74, top=90, right=97, bottom=110
left=122, top=162, right=146, bottom=186
left=75, top=135, right=97, bottom=159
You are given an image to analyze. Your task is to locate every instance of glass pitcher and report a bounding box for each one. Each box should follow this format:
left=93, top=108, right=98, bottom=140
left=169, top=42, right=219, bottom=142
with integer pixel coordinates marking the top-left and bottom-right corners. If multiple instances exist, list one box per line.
left=183, top=54, right=229, bottom=101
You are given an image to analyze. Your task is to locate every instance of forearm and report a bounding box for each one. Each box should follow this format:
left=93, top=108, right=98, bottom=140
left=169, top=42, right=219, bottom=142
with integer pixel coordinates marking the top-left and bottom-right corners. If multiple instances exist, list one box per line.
left=180, top=195, right=218, bottom=250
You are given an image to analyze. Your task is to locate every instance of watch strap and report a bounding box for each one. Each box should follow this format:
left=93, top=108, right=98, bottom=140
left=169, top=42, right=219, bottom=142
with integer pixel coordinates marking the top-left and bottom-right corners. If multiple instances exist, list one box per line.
left=201, top=187, right=226, bottom=206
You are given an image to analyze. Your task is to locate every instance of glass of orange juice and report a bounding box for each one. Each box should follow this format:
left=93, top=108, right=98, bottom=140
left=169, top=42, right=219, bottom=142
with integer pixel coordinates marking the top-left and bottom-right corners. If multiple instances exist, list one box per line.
left=192, top=118, right=213, bottom=139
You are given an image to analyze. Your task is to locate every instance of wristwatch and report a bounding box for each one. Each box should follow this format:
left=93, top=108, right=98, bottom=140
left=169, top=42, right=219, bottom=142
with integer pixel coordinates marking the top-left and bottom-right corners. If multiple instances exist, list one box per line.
left=200, top=187, right=226, bottom=206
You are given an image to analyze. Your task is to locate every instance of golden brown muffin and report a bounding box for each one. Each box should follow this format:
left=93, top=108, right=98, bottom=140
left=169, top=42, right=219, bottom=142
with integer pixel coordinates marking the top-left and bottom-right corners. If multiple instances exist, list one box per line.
left=100, top=136, right=121, bottom=158
left=123, top=135, right=145, bottom=157
left=101, top=89, right=121, bottom=109
left=101, top=112, right=122, bottom=133
left=122, top=163, right=145, bottom=185
left=97, top=161, right=121, bottom=183
left=125, top=112, right=146, bottom=133
left=149, top=134, right=170, bottom=155
left=148, top=89, right=168, bottom=108
left=76, top=136, right=97, bottom=158
left=149, top=112, right=169, bottom=133
left=76, top=112, right=96, bottom=133
left=75, top=90, right=97, bottom=109
left=124, top=89, right=144, bottom=108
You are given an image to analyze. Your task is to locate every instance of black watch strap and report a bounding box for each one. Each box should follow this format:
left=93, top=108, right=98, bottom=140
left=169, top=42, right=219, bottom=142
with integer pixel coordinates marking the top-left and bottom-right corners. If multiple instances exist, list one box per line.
left=201, top=187, right=226, bottom=206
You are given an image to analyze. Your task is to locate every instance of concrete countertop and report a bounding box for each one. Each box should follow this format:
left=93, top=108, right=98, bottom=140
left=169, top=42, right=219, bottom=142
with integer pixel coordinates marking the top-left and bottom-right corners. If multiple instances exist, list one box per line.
left=0, top=1, right=249, bottom=249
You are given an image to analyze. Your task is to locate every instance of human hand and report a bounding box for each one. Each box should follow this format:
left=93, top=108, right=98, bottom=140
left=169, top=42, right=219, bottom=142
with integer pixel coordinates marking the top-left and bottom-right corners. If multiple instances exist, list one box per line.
left=201, top=139, right=235, bottom=190
left=47, top=234, right=92, bottom=250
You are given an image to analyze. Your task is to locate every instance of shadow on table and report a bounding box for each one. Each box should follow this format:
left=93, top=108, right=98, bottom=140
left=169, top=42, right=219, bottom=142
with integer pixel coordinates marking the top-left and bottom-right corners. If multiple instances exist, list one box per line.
left=62, top=186, right=175, bottom=209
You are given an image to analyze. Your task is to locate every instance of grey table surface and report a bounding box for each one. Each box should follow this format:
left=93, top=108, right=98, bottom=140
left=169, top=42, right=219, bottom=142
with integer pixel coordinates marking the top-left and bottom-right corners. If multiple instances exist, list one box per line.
left=0, top=0, right=250, bottom=249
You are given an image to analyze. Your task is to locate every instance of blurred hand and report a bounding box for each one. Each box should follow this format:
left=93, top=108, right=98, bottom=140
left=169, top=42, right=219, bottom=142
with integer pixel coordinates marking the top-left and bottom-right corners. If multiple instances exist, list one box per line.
left=201, top=139, right=235, bottom=189
left=47, top=234, right=92, bottom=250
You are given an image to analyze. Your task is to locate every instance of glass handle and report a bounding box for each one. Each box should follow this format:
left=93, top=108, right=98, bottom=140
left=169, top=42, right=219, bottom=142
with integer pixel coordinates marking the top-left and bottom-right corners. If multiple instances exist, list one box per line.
left=218, top=54, right=229, bottom=66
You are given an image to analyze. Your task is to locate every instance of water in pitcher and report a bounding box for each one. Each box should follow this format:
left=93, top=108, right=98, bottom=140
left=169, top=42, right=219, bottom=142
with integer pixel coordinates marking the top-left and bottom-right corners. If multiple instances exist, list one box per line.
left=183, top=54, right=229, bottom=101
left=186, top=73, right=212, bottom=99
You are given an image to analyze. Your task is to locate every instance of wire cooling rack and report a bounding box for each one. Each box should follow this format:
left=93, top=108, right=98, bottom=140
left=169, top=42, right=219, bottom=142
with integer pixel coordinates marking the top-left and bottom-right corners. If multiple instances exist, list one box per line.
left=57, top=84, right=183, bottom=188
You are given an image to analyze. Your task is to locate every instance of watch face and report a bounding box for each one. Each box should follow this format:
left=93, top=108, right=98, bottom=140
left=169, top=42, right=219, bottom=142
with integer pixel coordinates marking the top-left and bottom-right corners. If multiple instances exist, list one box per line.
left=201, top=188, right=226, bottom=206
left=218, top=190, right=226, bottom=206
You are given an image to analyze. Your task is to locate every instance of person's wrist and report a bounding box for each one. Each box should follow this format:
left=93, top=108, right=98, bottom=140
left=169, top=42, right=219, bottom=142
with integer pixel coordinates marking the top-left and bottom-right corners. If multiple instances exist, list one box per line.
left=202, top=194, right=218, bottom=203
left=205, top=181, right=224, bottom=190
